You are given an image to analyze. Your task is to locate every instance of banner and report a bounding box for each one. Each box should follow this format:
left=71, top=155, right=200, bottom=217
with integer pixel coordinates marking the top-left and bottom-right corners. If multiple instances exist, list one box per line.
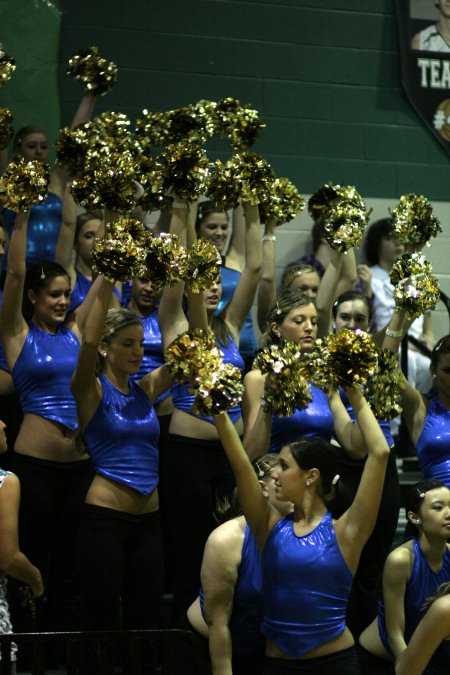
left=397, top=0, right=450, bottom=154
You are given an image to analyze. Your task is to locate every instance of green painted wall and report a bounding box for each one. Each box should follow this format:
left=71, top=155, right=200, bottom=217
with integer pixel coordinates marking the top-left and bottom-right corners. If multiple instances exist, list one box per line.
left=55, top=0, right=448, bottom=200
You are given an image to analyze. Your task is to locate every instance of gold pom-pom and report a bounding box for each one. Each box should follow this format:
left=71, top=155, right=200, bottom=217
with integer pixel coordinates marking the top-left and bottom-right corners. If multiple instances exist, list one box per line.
left=0, top=160, right=49, bottom=212
left=165, top=329, right=222, bottom=383
left=192, top=362, right=244, bottom=416
left=390, top=193, right=442, bottom=246
left=364, top=348, right=404, bottom=420
left=0, top=107, right=13, bottom=149
left=0, top=46, right=16, bottom=86
left=136, top=232, right=188, bottom=291
left=308, top=184, right=370, bottom=252
left=135, top=105, right=212, bottom=151
left=71, top=150, right=137, bottom=212
left=157, top=140, right=210, bottom=202
left=185, top=238, right=222, bottom=293
left=56, top=126, right=90, bottom=176
left=258, top=177, right=305, bottom=226
left=229, top=103, right=265, bottom=152
left=389, top=253, right=440, bottom=318
left=253, top=342, right=312, bottom=416
left=91, top=217, right=147, bottom=281
left=207, top=152, right=276, bottom=210
left=205, top=98, right=265, bottom=151
left=67, top=46, right=117, bottom=96
left=302, top=330, right=377, bottom=390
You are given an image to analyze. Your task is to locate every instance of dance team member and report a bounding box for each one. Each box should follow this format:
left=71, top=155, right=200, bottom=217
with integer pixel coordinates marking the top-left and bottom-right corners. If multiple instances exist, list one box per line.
left=359, top=480, right=450, bottom=675
left=214, top=382, right=390, bottom=674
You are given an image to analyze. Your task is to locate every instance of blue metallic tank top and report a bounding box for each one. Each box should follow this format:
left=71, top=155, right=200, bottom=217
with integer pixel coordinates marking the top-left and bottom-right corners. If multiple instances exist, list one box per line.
left=12, top=323, right=79, bottom=430
left=82, top=374, right=160, bottom=495
left=199, top=523, right=264, bottom=657
left=378, top=539, right=450, bottom=673
left=261, top=511, right=352, bottom=658
left=216, top=265, right=257, bottom=358
left=416, top=395, right=450, bottom=487
left=269, top=384, right=333, bottom=454
left=68, top=270, right=120, bottom=315
left=339, top=387, right=394, bottom=448
left=3, top=193, right=62, bottom=268
left=172, top=334, right=244, bottom=424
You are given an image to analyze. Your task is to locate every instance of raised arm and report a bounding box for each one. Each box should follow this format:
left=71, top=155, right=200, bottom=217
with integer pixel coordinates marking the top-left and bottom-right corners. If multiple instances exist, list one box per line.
left=395, top=594, right=450, bottom=675
left=157, top=202, right=189, bottom=349
left=55, top=185, right=77, bottom=283
left=1, top=211, right=31, bottom=367
left=242, top=370, right=273, bottom=460
left=71, top=276, right=114, bottom=428
left=0, top=473, right=43, bottom=597
left=383, top=547, right=411, bottom=658
left=256, top=218, right=277, bottom=332
left=328, top=389, right=367, bottom=459
left=315, top=249, right=344, bottom=337
left=222, top=202, right=261, bottom=341
left=214, top=412, right=275, bottom=548
left=225, top=204, right=246, bottom=271
left=334, top=387, right=390, bottom=570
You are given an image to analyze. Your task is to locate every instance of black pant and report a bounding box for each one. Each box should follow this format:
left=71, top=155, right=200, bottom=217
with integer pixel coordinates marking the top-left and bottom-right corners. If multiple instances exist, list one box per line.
left=162, top=434, right=235, bottom=623
left=263, top=647, right=361, bottom=674
left=8, top=452, right=93, bottom=633
left=77, top=504, right=164, bottom=631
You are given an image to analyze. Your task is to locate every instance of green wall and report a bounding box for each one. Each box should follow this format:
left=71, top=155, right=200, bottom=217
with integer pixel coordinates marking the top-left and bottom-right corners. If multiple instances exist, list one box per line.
left=56, top=0, right=448, bottom=200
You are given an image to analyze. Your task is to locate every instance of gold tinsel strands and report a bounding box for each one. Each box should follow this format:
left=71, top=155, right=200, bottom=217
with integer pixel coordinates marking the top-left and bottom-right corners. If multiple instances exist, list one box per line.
left=192, top=362, right=245, bottom=416
left=91, top=217, right=147, bottom=281
left=390, top=193, right=442, bottom=246
left=0, top=160, right=49, bottom=212
left=302, top=330, right=378, bottom=390
left=0, top=45, right=15, bottom=86
left=206, top=97, right=265, bottom=151
left=157, top=141, right=210, bottom=202
left=185, top=239, right=222, bottom=293
left=56, top=126, right=90, bottom=177
left=253, top=342, right=312, bottom=417
left=0, top=107, right=13, bottom=149
left=258, top=176, right=305, bottom=226
left=71, top=149, right=138, bottom=212
left=165, top=329, right=222, bottom=383
left=136, top=232, right=188, bottom=291
left=364, top=348, right=404, bottom=420
left=67, top=46, right=117, bottom=96
left=135, top=105, right=211, bottom=150
left=389, top=253, right=440, bottom=318
left=207, top=152, right=276, bottom=210
left=308, top=184, right=370, bottom=252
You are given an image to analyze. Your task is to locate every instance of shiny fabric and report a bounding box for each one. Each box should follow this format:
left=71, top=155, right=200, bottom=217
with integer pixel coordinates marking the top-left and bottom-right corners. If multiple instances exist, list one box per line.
left=68, top=270, right=121, bottom=315
left=199, top=524, right=264, bottom=657
left=261, top=512, right=352, bottom=658
left=416, top=395, right=450, bottom=487
left=377, top=539, right=450, bottom=674
left=172, top=335, right=244, bottom=424
left=339, top=387, right=394, bottom=447
left=269, top=385, right=333, bottom=453
left=83, top=374, right=160, bottom=495
left=12, top=323, right=79, bottom=430
left=3, top=193, right=62, bottom=268
left=0, top=291, right=9, bottom=373
left=128, top=309, right=171, bottom=404
left=216, top=265, right=257, bottom=358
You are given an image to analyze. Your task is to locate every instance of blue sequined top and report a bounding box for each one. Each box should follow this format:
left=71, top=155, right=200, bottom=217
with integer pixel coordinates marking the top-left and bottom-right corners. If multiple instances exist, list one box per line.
left=199, top=524, right=264, bottom=657
left=416, top=395, right=450, bottom=488
left=261, top=512, right=352, bottom=658
left=3, top=193, right=62, bottom=268
left=269, top=385, right=333, bottom=454
left=172, top=334, right=244, bottom=424
left=378, top=539, right=450, bottom=674
left=82, top=374, right=160, bottom=495
left=12, top=323, right=79, bottom=430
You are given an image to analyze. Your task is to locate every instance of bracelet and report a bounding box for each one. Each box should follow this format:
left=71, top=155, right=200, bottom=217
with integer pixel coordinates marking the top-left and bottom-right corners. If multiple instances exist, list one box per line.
left=262, top=235, right=276, bottom=242
left=385, top=327, right=404, bottom=338
left=172, top=201, right=188, bottom=209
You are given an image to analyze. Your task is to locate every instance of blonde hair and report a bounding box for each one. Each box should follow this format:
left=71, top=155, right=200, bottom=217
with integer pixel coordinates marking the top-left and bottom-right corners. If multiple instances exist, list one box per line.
left=96, top=309, right=142, bottom=374
left=280, top=264, right=318, bottom=290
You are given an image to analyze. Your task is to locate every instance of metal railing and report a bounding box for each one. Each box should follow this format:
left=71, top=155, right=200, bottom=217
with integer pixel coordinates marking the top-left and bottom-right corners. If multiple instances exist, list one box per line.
left=0, top=628, right=203, bottom=675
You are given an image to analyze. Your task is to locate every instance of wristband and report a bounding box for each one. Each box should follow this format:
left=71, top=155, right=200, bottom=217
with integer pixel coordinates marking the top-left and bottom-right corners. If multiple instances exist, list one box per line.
left=385, top=327, right=404, bottom=338
left=263, top=235, right=276, bottom=242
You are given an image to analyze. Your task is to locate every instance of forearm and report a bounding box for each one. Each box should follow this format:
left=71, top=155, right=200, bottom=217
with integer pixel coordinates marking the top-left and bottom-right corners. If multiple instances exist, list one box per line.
left=243, top=405, right=272, bottom=460
left=257, top=219, right=276, bottom=331
left=335, top=248, right=357, bottom=296
left=3, top=551, right=42, bottom=593
left=315, top=250, right=342, bottom=337
left=242, top=203, right=262, bottom=274
left=81, top=277, right=114, bottom=344
left=346, top=388, right=388, bottom=459
left=70, top=93, right=97, bottom=128
left=7, top=212, right=29, bottom=277
left=209, top=624, right=233, bottom=675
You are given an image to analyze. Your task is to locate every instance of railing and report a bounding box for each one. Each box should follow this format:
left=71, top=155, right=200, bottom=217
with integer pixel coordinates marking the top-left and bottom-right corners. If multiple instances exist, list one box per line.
left=0, top=628, right=203, bottom=675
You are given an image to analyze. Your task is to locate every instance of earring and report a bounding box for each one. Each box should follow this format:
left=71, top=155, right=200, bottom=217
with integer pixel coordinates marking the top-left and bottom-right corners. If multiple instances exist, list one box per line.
left=100, top=351, right=107, bottom=357
left=31, top=299, right=36, bottom=304
left=305, top=480, right=310, bottom=486
left=415, top=518, right=421, bottom=524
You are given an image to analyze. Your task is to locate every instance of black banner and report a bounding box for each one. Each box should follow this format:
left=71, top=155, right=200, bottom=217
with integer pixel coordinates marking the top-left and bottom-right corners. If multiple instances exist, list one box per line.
left=397, top=0, right=450, bottom=153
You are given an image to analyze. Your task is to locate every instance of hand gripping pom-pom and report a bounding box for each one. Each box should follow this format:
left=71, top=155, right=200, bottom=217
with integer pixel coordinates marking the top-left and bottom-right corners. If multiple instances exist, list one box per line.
left=0, top=160, right=49, bottom=212
left=67, top=46, right=117, bottom=97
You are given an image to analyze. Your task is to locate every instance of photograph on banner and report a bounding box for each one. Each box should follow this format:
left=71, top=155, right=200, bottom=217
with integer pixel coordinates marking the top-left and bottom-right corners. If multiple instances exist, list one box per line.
left=397, top=0, right=450, bottom=153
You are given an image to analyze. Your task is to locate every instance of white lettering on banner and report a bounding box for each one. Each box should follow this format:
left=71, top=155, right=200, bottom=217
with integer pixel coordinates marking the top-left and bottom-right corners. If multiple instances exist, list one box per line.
left=417, top=58, right=450, bottom=89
